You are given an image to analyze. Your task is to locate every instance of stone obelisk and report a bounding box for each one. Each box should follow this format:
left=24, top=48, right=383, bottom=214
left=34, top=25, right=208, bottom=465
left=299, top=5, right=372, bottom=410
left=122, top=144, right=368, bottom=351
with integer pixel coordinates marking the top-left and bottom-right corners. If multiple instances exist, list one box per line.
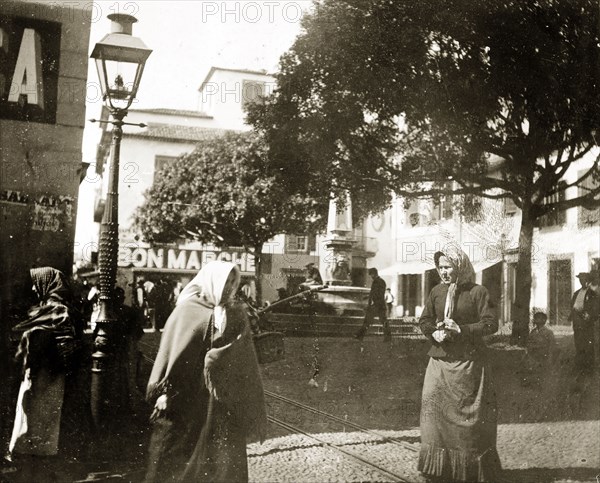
left=322, top=192, right=355, bottom=286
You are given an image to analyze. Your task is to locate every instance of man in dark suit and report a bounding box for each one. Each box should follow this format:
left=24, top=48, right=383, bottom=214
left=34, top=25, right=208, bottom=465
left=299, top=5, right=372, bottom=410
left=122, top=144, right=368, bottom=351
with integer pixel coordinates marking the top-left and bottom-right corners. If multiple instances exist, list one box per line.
left=355, top=268, right=391, bottom=342
left=569, top=272, right=600, bottom=374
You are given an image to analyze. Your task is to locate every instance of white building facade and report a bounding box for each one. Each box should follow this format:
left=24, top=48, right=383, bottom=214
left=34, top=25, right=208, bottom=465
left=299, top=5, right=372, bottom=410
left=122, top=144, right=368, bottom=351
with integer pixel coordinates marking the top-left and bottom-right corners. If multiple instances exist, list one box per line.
left=89, top=67, right=377, bottom=304
left=366, top=153, right=599, bottom=325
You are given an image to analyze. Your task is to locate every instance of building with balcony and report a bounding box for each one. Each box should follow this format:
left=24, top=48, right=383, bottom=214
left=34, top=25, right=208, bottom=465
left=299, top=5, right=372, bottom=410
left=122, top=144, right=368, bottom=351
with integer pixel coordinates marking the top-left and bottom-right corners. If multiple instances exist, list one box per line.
left=366, top=154, right=599, bottom=325
left=89, top=66, right=378, bottom=305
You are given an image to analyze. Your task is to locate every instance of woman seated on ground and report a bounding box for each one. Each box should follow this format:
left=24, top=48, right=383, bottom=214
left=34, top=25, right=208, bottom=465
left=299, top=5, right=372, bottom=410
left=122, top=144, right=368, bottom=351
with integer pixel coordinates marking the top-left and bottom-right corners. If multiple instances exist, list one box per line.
left=144, top=261, right=267, bottom=483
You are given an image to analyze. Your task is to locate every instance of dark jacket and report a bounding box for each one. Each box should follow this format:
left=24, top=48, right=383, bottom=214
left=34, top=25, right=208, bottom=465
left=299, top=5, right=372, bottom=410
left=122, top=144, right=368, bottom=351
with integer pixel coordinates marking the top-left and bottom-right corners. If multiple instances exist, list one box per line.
left=368, top=276, right=386, bottom=308
left=419, top=282, right=498, bottom=359
left=569, top=287, right=599, bottom=326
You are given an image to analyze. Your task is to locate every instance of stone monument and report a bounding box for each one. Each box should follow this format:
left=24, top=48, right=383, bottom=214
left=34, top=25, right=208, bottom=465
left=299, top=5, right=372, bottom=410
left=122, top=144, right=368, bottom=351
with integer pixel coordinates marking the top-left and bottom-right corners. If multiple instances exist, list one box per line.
left=322, top=192, right=355, bottom=286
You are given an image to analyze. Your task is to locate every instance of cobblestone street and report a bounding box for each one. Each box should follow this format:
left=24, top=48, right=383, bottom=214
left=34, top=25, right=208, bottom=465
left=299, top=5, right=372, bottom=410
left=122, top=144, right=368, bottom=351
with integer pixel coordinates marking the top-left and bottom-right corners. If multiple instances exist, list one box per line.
left=2, top=331, right=596, bottom=482
left=162, top=332, right=600, bottom=482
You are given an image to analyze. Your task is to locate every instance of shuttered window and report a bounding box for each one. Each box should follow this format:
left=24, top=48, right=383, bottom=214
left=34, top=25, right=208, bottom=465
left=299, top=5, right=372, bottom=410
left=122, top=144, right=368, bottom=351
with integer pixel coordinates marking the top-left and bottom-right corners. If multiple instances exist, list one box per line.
left=285, top=234, right=316, bottom=254
left=577, top=169, right=600, bottom=228
left=242, top=80, right=266, bottom=109
left=538, top=182, right=567, bottom=228
left=463, top=194, right=483, bottom=223
left=504, top=197, right=518, bottom=215
left=154, top=155, right=178, bottom=183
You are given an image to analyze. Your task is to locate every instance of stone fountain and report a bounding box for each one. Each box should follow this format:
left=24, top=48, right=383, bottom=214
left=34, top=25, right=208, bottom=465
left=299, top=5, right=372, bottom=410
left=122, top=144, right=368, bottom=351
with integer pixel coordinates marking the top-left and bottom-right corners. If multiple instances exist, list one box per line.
left=322, top=192, right=355, bottom=286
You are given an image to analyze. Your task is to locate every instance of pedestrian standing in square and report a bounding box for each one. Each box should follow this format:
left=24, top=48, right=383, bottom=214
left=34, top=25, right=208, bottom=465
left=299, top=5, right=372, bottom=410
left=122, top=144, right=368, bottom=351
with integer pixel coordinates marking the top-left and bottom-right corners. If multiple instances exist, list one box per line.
left=569, top=272, right=599, bottom=374
left=418, top=247, right=501, bottom=482
left=384, top=288, right=395, bottom=317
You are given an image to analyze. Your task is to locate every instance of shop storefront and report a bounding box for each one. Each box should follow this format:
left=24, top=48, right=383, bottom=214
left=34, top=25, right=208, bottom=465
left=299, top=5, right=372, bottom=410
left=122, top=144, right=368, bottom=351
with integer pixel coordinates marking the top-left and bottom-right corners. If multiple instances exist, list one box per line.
left=115, top=242, right=256, bottom=305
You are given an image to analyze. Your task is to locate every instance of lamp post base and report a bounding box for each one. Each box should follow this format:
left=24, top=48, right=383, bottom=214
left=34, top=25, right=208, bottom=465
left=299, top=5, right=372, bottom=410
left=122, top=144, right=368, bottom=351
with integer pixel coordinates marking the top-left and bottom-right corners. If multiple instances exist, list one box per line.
left=91, top=318, right=131, bottom=438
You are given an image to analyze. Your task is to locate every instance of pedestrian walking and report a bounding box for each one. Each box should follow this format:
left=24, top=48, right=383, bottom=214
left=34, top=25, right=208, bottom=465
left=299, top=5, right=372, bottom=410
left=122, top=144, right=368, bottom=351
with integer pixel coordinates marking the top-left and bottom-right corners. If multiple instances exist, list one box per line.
left=384, top=288, right=395, bottom=317
left=569, top=272, right=599, bottom=374
left=144, top=261, right=267, bottom=483
left=114, top=287, right=146, bottom=410
left=152, top=279, right=172, bottom=331
left=9, top=267, right=91, bottom=471
left=354, top=267, right=391, bottom=341
left=418, top=247, right=502, bottom=482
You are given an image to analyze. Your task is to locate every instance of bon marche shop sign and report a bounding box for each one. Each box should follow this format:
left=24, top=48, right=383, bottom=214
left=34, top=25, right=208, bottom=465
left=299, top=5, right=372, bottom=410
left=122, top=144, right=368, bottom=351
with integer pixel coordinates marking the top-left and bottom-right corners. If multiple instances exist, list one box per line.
left=118, top=245, right=255, bottom=274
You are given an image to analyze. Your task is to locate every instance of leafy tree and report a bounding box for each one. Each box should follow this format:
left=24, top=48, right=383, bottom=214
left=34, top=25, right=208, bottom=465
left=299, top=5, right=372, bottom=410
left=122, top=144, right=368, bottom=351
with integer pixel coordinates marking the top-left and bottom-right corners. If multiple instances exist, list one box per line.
left=249, top=0, right=600, bottom=334
left=134, top=131, right=327, bottom=304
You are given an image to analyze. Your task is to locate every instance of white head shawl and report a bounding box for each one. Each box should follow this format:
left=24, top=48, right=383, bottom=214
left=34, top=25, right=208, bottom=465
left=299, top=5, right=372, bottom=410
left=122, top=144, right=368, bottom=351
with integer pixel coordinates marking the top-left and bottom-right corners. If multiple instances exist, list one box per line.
left=434, top=244, right=475, bottom=320
left=177, top=261, right=241, bottom=331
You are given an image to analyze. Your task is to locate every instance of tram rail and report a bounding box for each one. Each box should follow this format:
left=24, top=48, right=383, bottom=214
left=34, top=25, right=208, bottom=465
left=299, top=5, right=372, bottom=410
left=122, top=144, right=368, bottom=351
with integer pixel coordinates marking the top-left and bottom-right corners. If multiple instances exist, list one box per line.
left=138, top=339, right=418, bottom=482
left=264, top=390, right=418, bottom=453
left=264, top=415, right=410, bottom=482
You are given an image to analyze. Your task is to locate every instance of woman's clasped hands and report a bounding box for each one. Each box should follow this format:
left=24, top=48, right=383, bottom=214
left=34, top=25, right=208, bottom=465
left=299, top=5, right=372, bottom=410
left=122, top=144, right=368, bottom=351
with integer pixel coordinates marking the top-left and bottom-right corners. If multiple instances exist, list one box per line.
left=432, top=318, right=461, bottom=343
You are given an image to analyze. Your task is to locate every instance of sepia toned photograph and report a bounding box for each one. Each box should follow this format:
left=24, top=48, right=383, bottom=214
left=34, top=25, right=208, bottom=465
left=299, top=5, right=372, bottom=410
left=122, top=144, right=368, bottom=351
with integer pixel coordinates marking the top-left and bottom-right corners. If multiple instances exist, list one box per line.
left=0, top=1, right=598, bottom=482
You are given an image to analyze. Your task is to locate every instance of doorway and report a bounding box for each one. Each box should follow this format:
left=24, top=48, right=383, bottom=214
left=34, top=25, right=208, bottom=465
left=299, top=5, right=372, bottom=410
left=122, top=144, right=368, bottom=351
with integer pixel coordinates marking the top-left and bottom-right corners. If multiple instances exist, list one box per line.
left=481, top=262, right=502, bottom=315
left=398, top=273, right=422, bottom=316
left=548, top=258, right=572, bottom=325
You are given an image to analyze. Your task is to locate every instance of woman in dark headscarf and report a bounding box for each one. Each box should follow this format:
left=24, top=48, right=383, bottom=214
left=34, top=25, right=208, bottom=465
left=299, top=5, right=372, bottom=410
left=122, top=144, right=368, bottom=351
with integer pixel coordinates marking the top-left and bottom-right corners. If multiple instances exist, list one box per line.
left=9, top=267, right=85, bottom=458
left=144, top=261, right=267, bottom=483
left=418, top=245, right=502, bottom=482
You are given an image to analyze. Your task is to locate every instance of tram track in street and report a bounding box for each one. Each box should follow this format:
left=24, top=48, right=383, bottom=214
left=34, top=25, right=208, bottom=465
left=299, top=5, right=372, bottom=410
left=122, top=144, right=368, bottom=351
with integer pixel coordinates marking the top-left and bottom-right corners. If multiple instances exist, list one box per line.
left=264, top=390, right=419, bottom=454
left=138, top=338, right=418, bottom=482
left=262, top=414, right=411, bottom=483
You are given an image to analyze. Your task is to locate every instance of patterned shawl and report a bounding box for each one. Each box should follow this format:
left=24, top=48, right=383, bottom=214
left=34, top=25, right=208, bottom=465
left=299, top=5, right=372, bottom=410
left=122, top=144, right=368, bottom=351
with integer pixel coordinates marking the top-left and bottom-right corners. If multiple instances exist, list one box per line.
left=14, top=267, right=80, bottom=372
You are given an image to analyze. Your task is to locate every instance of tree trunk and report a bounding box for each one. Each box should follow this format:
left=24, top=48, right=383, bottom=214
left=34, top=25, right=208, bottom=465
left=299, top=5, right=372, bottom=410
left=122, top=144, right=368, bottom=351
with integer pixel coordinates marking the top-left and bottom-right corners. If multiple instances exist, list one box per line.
left=511, top=203, right=535, bottom=347
left=254, top=242, right=264, bottom=306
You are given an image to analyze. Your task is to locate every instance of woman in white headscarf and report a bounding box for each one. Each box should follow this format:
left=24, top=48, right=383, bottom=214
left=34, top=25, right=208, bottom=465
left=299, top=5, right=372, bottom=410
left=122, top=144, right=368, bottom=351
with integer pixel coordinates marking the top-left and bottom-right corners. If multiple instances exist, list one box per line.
left=144, top=261, right=267, bottom=483
left=417, top=245, right=501, bottom=483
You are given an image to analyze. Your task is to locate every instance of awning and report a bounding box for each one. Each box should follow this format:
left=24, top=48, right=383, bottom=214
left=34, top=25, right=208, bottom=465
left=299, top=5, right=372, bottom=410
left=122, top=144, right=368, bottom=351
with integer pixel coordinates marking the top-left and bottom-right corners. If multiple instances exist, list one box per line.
left=473, top=260, right=501, bottom=273
left=379, top=260, right=434, bottom=275
left=380, top=258, right=501, bottom=276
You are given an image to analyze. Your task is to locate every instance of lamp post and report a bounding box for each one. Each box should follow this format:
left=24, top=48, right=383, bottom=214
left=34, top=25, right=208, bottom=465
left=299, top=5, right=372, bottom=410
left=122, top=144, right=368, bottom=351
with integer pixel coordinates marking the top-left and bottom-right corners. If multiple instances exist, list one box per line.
left=89, top=14, right=151, bottom=431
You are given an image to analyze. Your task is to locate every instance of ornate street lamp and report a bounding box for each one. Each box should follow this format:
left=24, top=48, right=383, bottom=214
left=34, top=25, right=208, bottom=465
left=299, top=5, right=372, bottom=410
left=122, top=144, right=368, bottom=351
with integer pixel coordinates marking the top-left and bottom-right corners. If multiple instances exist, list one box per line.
left=89, top=13, right=151, bottom=431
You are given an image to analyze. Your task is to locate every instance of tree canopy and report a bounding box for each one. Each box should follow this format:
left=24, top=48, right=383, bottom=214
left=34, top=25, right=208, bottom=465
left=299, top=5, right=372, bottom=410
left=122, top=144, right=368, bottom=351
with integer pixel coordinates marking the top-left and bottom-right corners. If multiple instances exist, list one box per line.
left=134, top=131, right=328, bottom=302
left=250, top=0, right=600, bottom=208
left=249, top=0, right=600, bottom=331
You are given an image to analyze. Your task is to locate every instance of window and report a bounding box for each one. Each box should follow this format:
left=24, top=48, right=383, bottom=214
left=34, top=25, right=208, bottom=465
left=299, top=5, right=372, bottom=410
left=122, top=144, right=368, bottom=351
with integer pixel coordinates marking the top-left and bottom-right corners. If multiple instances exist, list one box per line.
left=431, top=182, right=454, bottom=222
left=504, top=197, right=518, bottom=216
left=405, top=200, right=425, bottom=227
left=242, top=80, right=266, bottom=109
left=285, top=234, right=316, bottom=254
left=154, top=155, right=178, bottom=182
left=462, top=194, right=483, bottom=223
left=538, top=182, right=566, bottom=228
left=93, top=198, right=105, bottom=223
left=441, top=194, right=454, bottom=220
left=577, top=169, right=599, bottom=228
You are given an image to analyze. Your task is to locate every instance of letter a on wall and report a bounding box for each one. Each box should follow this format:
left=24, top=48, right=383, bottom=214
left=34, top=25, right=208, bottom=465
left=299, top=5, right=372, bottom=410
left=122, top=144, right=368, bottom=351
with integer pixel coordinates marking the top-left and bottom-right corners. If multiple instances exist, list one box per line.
left=8, top=28, right=44, bottom=106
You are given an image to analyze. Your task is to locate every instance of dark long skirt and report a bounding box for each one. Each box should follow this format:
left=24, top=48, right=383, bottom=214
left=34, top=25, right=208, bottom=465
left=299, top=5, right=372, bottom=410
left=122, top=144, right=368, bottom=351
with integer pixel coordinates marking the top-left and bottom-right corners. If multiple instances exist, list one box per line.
left=144, top=395, right=248, bottom=483
left=418, top=357, right=502, bottom=482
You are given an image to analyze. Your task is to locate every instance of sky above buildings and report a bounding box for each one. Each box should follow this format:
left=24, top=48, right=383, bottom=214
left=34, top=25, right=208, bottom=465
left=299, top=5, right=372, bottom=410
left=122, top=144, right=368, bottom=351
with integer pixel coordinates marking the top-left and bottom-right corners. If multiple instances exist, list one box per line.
left=76, top=0, right=310, bottom=256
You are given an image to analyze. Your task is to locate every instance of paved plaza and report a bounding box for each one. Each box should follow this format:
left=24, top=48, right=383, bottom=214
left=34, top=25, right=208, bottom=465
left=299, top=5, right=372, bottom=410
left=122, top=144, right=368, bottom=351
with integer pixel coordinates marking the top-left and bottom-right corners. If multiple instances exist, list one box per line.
left=1, top=331, right=598, bottom=482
